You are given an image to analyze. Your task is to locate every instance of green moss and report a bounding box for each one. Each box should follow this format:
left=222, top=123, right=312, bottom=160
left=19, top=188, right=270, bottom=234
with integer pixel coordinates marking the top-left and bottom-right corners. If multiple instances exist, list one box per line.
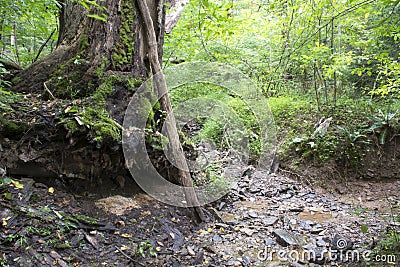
left=50, top=34, right=92, bottom=98
left=11, top=76, right=21, bottom=85
left=112, top=0, right=136, bottom=69
left=0, top=117, right=27, bottom=137
left=79, top=34, right=89, bottom=51
left=80, top=107, right=122, bottom=142
left=126, top=77, right=143, bottom=90
left=95, top=56, right=109, bottom=78
left=66, top=119, right=79, bottom=133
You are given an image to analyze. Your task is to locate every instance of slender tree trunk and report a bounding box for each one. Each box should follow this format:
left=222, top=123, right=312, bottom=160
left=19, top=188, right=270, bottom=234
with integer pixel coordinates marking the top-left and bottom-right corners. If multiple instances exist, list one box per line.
left=13, top=23, right=20, bottom=66
left=331, top=19, right=337, bottom=107
left=137, top=0, right=206, bottom=222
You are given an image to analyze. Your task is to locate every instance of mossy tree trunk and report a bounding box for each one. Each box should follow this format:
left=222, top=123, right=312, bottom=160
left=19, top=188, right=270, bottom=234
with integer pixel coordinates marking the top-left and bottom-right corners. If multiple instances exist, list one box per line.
left=13, top=0, right=165, bottom=96
left=2, top=0, right=167, bottom=188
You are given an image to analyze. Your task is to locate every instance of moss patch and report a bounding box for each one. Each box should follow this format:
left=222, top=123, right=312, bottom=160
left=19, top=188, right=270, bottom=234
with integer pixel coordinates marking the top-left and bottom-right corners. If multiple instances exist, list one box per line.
left=0, top=117, right=28, bottom=138
left=112, top=0, right=136, bottom=70
left=50, top=35, right=92, bottom=99
left=60, top=74, right=139, bottom=143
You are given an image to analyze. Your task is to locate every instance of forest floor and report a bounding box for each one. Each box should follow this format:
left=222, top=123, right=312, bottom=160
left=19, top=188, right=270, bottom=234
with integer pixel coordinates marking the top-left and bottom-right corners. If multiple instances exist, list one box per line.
left=1, top=166, right=399, bottom=267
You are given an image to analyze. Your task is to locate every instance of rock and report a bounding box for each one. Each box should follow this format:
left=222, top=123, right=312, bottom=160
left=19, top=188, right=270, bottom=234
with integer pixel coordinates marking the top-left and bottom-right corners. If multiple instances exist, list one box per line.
left=262, top=216, right=278, bottom=226
left=316, top=238, right=328, bottom=247
left=187, top=246, right=195, bottom=256
left=289, top=207, right=305, bottom=212
left=240, top=228, right=256, bottom=236
left=310, top=225, right=324, bottom=234
left=180, top=248, right=188, bottom=256
left=273, top=229, right=302, bottom=247
left=249, top=186, right=261, bottom=194
left=264, top=238, right=277, bottom=246
left=248, top=211, right=258, bottom=218
left=0, top=167, right=6, bottom=177
left=212, top=235, right=223, bottom=242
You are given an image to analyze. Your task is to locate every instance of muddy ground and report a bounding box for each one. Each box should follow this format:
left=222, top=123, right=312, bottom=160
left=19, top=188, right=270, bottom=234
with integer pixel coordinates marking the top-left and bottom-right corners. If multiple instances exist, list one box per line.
left=0, top=166, right=399, bottom=267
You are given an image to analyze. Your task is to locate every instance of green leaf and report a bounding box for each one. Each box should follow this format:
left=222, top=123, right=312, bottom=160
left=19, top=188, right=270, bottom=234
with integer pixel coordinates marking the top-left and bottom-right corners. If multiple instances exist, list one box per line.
left=11, top=179, right=24, bottom=189
left=87, top=13, right=107, bottom=22
left=361, top=225, right=369, bottom=234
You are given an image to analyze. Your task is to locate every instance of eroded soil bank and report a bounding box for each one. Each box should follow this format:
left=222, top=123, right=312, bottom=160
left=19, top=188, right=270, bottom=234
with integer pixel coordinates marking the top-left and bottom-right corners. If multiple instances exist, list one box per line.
left=1, top=167, right=399, bottom=266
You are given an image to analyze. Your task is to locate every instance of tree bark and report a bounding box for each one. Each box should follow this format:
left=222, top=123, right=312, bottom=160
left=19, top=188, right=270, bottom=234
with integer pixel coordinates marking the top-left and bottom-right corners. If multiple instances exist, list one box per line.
left=137, top=0, right=205, bottom=222
left=1, top=0, right=168, bottom=188
left=12, top=0, right=165, bottom=96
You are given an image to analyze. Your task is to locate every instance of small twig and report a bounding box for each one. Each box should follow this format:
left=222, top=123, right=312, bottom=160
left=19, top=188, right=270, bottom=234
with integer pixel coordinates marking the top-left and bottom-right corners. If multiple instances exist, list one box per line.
left=43, top=82, right=56, bottom=100
left=33, top=28, right=56, bottom=63
left=114, top=246, right=146, bottom=266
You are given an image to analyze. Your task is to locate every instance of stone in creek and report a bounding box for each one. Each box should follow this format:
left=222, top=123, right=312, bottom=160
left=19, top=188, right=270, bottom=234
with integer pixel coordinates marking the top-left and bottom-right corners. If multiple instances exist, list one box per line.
left=212, top=234, right=223, bottom=243
left=273, top=229, right=302, bottom=247
left=264, top=238, right=277, bottom=246
left=262, top=216, right=279, bottom=226
left=248, top=211, right=258, bottom=218
left=316, top=238, right=328, bottom=247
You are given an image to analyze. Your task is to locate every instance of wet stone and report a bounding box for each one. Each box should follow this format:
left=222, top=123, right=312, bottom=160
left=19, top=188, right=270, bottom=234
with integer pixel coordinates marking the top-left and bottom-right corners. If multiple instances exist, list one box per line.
left=248, top=211, right=258, bottom=218
left=273, top=229, right=301, bottom=247
left=264, top=238, right=277, bottom=246
left=262, top=216, right=278, bottom=226
left=212, top=234, right=223, bottom=243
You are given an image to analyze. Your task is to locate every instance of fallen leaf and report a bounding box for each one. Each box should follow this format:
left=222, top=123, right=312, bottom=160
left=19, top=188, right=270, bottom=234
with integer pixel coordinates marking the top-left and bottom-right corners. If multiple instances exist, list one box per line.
left=121, top=233, right=132, bottom=238
left=119, top=245, right=129, bottom=251
left=11, top=180, right=24, bottom=189
left=56, top=230, right=63, bottom=240
left=141, top=210, right=151, bottom=216
left=170, top=232, right=175, bottom=239
left=2, top=217, right=11, bottom=227
left=171, top=217, right=180, bottom=223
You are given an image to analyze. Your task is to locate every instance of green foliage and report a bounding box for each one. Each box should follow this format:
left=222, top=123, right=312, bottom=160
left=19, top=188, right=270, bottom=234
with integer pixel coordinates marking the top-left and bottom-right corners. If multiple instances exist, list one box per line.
left=0, top=0, right=59, bottom=67
left=135, top=241, right=156, bottom=258
left=0, top=88, right=21, bottom=112
left=170, top=82, right=262, bottom=158
left=369, top=108, right=399, bottom=144
left=372, top=228, right=400, bottom=262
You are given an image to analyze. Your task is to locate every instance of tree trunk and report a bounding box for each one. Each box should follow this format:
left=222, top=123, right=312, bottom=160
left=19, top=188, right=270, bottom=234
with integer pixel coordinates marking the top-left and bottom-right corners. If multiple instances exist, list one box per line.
left=12, top=0, right=164, bottom=96
left=1, top=0, right=166, bottom=188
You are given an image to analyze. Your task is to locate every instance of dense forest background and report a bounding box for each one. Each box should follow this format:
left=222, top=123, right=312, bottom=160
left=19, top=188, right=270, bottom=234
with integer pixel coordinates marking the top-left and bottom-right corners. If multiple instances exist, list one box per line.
left=1, top=0, right=399, bottom=172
